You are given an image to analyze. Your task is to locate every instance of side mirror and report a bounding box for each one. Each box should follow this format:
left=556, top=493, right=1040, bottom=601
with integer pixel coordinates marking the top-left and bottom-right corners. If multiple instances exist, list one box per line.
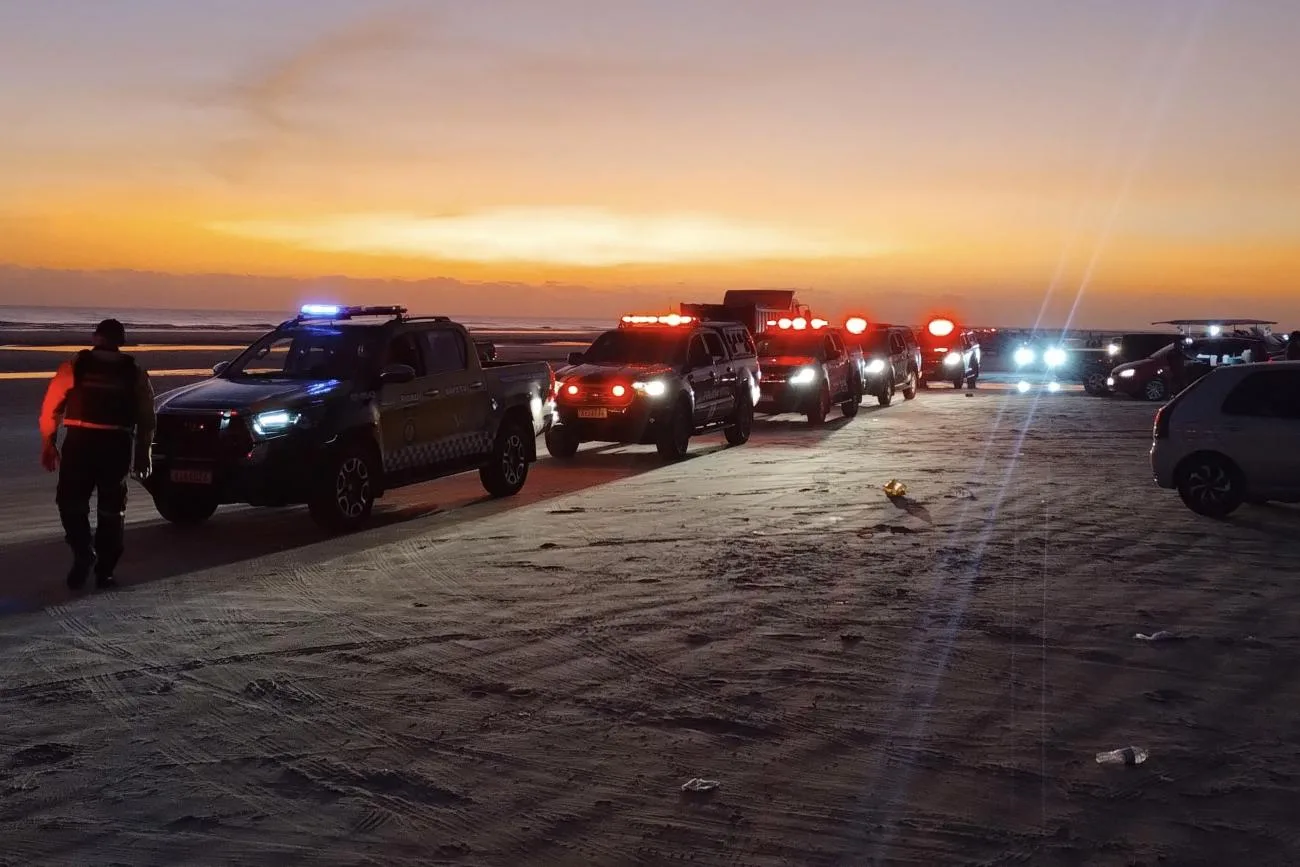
left=567, top=352, right=585, bottom=365
left=476, top=341, right=497, bottom=362
left=711, top=354, right=725, bottom=365
left=379, top=363, right=416, bottom=385
left=212, top=360, right=230, bottom=376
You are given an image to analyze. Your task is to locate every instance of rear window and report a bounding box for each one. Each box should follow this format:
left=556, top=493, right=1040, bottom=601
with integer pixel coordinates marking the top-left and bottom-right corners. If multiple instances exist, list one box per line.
left=1221, top=369, right=1300, bottom=419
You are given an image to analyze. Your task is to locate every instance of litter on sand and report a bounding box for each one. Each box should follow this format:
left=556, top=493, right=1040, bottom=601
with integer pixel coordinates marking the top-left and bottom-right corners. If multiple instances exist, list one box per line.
left=883, top=480, right=908, bottom=498
left=681, top=778, right=721, bottom=792
left=1135, top=630, right=1179, bottom=642
left=1095, top=746, right=1148, bottom=766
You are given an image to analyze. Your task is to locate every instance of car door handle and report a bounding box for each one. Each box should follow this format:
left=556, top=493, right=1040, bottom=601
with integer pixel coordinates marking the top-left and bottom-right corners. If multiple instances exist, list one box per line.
left=424, top=389, right=440, bottom=397
left=468, top=381, right=485, bottom=390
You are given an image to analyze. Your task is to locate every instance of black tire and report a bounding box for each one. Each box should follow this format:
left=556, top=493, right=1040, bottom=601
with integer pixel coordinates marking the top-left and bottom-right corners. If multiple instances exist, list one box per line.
left=1143, top=378, right=1168, bottom=402
left=545, top=423, right=579, bottom=459
left=902, top=371, right=918, bottom=400
left=656, top=401, right=692, bottom=460
left=1083, top=371, right=1109, bottom=395
left=725, top=393, right=754, bottom=446
left=807, top=382, right=831, bottom=425
left=920, top=376, right=931, bottom=390
left=1176, top=454, right=1244, bottom=519
left=309, top=441, right=377, bottom=533
left=481, top=417, right=531, bottom=498
left=841, top=378, right=861, bottom=418
left=877, top=383, right=893, bottom=407
left=153, top=489, right=218, bottom=526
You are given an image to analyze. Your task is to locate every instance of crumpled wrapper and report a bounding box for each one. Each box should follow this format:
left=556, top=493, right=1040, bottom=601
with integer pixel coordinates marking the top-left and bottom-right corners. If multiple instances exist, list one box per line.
left=883, top=479, right=907, bottom=498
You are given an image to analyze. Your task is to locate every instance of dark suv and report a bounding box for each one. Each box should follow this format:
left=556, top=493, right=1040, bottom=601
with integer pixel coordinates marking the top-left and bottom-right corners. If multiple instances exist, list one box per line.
left=148, top=305, right=555, bottom=532
left=918, top=319, right=981, bottom=388
left=850, top=325, right=922, bottom=406
left=546, top=315, right=761, bottom=460
left=755, top=324, right=866, bottom=423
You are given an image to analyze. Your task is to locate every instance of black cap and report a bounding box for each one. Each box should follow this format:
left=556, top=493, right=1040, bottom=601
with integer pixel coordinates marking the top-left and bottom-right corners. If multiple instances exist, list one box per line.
left=93, top=318, right=126, bottom=347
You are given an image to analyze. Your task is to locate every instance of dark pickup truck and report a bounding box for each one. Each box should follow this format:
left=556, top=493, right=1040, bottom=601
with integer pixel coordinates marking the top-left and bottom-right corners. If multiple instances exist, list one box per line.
left=546, top=314, right=760, bottom=459
left=146, top=305, right=555, bottom=532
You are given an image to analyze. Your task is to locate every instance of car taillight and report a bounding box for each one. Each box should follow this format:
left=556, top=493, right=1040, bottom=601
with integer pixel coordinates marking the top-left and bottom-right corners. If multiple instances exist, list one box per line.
left=1153, top=405, right=1169, bottom=439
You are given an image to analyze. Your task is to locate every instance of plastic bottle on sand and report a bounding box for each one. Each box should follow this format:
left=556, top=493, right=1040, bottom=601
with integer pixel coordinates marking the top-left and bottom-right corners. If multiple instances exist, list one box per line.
left=1095, top=746, right=1148, bottom=766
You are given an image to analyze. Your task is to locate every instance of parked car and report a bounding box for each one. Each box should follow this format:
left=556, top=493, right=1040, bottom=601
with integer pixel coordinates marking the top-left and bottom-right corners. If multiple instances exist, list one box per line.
left=1079, top=333, right=1181, bottom=395
left=148, top=305, right=555, bottom=532
left=850, top=324, right=921, bottom=406
left=1109, top=335, right=1273, bottom=402
left=1151, top=361, right=1300, bottom=517
left=547, top=313, right=760, bottom=459
left=755, top=319, right=865, bottom=423
left=918, top=318, right=981, bottom=388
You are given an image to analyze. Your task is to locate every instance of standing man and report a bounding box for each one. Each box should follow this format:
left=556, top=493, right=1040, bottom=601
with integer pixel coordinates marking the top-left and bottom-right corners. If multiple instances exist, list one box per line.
left=39, top=319, right=155, bottom=590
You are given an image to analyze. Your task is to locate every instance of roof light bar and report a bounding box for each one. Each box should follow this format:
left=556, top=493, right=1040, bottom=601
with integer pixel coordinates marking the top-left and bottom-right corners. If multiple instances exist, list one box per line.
left=620, top=313, right=694, bottom=326
left=300, top=303, right=341, bottom=317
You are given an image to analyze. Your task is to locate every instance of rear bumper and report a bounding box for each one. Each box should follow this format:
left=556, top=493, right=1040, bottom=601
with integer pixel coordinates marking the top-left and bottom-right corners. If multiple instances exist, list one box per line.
left=922, top=361, right=964, bottom=381
left=1150, top=442, right=1179, bottom=489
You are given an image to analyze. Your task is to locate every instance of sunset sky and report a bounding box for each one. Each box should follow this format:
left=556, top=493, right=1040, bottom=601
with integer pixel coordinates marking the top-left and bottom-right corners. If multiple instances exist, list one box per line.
left=1, top=0, right=1298, bottom=327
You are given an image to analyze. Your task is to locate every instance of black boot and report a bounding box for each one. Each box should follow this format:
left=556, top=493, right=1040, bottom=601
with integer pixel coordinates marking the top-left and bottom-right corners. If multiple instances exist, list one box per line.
left=94, top=571, right=118, bottom=591
left=67, top=553, right=95, bottom=589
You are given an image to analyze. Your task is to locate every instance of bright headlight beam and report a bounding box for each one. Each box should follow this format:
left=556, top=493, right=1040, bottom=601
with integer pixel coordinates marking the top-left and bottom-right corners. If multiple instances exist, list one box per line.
left=1013, top=347, right=1036, bottom=367
left=789, top=367, right=818, bottom=385
left=1044, top=348, right=1067, bottom=368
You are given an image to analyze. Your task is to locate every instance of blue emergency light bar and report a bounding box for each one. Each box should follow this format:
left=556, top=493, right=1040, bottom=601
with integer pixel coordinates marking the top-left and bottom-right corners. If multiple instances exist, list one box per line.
left=294, top=304, right=408, bottom=321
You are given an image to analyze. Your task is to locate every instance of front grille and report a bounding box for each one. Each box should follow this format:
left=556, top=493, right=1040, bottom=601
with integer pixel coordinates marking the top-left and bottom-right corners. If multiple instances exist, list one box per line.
left=155, top=412, right=251, bottom=461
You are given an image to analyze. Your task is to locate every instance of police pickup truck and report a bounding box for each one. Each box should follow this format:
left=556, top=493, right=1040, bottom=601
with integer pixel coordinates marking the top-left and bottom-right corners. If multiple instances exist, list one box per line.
left=546, top=313, right=760, bottom=460
left=146, top=305, right=555, bottom=532
left=755, top=317, right=865, bottom=423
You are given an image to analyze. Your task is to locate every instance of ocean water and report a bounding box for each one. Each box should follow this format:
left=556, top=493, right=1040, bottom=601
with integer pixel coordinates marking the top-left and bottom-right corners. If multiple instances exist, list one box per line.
left=0, top=305, right=608, bottom=332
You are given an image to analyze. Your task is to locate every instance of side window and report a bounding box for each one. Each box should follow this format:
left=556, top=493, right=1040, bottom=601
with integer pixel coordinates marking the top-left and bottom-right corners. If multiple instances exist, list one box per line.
left=740, top=330, right=757, bottom=357
left=687, top=335, right=712, bottom=368
left=727, top=328, right=755, bottom=358
left=422, top=329, right=468, bottom=374
left=1221, top=370, right=1300, bottom=419
left=385, top=332, right=427, bottom=376
left=701, top=331, right=726, bottom=360
left=829, top=334, right=844, bottom=355
left=889, top=332, right=905, bottom=354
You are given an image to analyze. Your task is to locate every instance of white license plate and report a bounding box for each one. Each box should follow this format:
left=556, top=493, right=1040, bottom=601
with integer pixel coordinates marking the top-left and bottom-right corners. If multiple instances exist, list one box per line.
left=577, top=408, right=608, bottom=419
left=170, top=468, right=213, bottom=485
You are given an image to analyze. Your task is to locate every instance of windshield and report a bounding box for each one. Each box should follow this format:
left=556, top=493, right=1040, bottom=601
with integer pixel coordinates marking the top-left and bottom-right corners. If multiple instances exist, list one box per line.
left=756, top=333, right=821, bottom=358
left=583, top=329, right=689, bottom=365
left=225, top=327, right=373, bottom=380
left=857, top=331, right=891, bottom=353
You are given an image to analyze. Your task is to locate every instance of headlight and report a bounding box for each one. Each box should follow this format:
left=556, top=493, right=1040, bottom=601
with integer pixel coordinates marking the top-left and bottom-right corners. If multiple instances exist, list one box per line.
left=789, top=367, right=818, bottom=385
left=865, top=359, right=886, bottom=374
left=1118, top=369, right=1136, bottom=379
left=1016, top=381, right=1031, bottom=393
left=1106, top=377, right=1116, bottom=387
left=1013, top=347, right=1036, bottom=367
left=1044, top=348, right=1067, bottom=368
left=251, top=409, right=301, bottom=437
left=943, top=352, right=961, bottom=367
left=1047, top=381, right=1061, bottom=393
left=1107, top=343, right=1120, bottom=356
left=632, top=379, right=667, bottom=397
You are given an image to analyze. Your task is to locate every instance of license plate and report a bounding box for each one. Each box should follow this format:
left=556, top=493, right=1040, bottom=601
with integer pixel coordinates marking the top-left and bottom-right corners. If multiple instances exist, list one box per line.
left=577, top=408, right=608, bottom=419
left=170, top=468, right=213, bottom=485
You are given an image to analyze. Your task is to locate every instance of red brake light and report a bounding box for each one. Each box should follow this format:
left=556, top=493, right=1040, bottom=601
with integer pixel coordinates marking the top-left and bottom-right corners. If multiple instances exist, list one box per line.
left=928, top=318, right=955, bottom=337
left=611, top=384, right=626, bottom=397
left=810, top=318, right=829, bottom=329
left=845, top=317, right=868, bottom=335
left=566, top=384, right=579, bottom=395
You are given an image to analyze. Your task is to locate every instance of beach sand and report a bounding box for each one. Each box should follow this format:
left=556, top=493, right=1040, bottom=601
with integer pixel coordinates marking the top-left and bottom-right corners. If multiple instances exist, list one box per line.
left=2, top=367, right=1298, bottom=866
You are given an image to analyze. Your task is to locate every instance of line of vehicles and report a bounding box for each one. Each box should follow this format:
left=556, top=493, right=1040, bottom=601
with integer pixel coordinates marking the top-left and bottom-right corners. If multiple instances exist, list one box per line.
left=143, top=298, right=986, bottom=533
left=142, top=300, right=1295, bottom=532
left=1007, top=319, right=1294, bottom=400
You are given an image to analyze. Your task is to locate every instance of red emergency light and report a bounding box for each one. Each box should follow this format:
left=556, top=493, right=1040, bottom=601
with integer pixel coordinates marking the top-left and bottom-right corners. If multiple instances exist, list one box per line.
left=927, top=318, right=956, bottom=338
left=620, top=313, right=694, bottom=326
left=844, top=316, right=869, bottom=335
left=766, top=317, right=829, bottom=331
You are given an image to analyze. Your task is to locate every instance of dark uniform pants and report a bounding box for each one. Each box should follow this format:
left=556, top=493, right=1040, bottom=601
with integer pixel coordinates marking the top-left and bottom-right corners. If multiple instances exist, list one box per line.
left=56, top=427, right=133, bottom=576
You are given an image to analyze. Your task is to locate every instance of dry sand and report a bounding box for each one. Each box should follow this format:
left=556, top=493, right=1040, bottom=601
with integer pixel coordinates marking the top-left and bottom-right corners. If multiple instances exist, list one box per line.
left=2, top=380, right=1299, bottom=866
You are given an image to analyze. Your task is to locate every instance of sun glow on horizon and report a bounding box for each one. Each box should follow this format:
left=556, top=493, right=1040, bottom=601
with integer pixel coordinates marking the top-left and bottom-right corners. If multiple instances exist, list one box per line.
left=207, top=208, right=890, bottom=267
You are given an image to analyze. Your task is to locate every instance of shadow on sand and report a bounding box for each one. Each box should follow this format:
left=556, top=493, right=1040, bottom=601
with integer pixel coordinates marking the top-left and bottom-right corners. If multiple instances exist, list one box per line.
left=0, top=448, right=679, bottom=616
